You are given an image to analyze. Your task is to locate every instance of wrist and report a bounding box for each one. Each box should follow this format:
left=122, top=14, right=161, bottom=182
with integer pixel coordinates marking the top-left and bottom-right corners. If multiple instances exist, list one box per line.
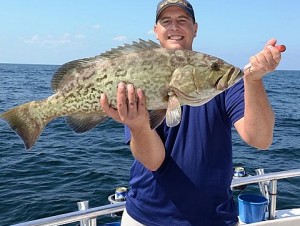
left=129, top=123, right=151, bottom=136
left=244, top=74, right=264, bottom=85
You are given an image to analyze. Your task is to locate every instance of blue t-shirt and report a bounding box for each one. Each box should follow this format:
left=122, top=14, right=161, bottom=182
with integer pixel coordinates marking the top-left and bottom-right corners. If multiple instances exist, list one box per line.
left=124, top=79, right=245, bottom=226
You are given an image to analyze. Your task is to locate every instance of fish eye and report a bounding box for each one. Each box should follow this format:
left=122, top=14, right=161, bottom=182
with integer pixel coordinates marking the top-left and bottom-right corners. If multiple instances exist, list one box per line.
left=211, top=62, right=220, bottom=71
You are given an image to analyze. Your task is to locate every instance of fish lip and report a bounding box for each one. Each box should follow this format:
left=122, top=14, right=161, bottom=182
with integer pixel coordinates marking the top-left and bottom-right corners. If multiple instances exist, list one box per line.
left=234, top=67, right=244, bottom=80
left=226, top=67, right=243, bottom=87
left=215, top=67, right=242, bottom=90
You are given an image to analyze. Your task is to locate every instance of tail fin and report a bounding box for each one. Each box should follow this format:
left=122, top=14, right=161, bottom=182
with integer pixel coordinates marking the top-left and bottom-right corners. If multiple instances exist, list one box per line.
left=0, top=101, right=50, bottom=150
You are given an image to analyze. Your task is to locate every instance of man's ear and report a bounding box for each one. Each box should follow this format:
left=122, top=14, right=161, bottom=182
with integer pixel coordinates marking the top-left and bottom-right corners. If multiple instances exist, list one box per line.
left=194, top=23, right=198, bottom=37
left=154, top=25, right=159, bottom=40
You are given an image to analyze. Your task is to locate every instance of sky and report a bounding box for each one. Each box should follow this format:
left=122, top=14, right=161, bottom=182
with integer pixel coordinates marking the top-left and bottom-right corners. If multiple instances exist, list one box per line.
left=0, top=0, right=299, bottom=70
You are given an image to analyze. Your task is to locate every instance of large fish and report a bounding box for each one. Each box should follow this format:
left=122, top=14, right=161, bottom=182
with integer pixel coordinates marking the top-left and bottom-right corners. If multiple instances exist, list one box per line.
left=0, top=39, right=243, bottom=150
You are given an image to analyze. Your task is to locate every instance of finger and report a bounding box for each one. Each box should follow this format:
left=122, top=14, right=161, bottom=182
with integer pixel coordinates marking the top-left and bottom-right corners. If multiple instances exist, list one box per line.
left=246, top=53, right=266, bottom=76
left=267, top=45, right=281, bottom=65
left=127, top=84, right=138, bottom=118
left=100, top=93, right=120, bottom=120
left=243, top=58, right=255, bottom=76
left=137, top=88, right=146, bottom=110
left=117, top=82, right=128, bottom=118
left=137, top=88, right=150, bottom=121
left=261, top=48, right=278, bottom=71
left=249, top=55, right=259, bottom=69
left=100, top=93, right=109, bottom=111
left=252, top=50, right=276, bottom=74
left=275, top=45, right=286, bottom=52
left=256, top=50, right=269, bottom=66
left=264, top=38, right=277, bottom=48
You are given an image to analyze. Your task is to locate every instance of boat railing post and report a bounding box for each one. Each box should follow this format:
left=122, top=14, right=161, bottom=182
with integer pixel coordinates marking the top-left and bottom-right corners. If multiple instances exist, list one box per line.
left=255, top=168, right=269, bottom=201
left=268, top=180, right=278, bottom=220
left=77, top=201, right=97, bottom=226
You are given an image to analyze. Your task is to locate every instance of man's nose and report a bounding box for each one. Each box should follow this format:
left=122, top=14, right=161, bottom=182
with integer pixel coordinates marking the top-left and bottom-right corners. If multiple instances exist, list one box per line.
left=169, top=21, right=180, bottom=30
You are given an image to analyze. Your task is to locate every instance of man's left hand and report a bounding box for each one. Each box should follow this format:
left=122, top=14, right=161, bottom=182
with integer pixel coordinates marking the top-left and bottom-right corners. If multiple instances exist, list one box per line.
left=243, top=38, right=283, bottom=80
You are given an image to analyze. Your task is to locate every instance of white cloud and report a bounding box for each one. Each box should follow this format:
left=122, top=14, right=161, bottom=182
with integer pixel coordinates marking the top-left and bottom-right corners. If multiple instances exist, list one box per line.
left=113, top=36, right=127, bottom=41
left=75, top=34, right=86, bottom=39
left=23, top=33, right=85, bottom=48
left=92, top=24, right=101, bottom=30
left=147, top=30, right=155, bottom=35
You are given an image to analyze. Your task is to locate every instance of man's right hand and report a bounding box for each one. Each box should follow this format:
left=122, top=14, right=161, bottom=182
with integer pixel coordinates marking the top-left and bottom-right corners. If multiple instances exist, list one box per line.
left=100, top=82, right=166, bottom=171
left=100, top=82, right=150, bottom=132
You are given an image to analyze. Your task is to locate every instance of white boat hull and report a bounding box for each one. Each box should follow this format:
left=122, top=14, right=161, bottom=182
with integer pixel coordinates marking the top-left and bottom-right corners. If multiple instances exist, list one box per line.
left=240, top=208, right=300, bottom=225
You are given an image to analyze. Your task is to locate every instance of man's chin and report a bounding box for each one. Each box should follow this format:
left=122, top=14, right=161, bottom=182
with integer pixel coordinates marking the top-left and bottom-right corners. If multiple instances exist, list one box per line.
left=165, top=41, right=186, bottom=50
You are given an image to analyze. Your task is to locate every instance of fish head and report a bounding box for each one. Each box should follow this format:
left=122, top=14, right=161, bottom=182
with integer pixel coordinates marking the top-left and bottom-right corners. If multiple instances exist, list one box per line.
left=169, top=51, right=243, bottom=106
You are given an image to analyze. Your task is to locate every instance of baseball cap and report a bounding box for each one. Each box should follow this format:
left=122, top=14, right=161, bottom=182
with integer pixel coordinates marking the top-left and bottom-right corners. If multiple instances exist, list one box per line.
left=156, top=0, right=195, bottom=23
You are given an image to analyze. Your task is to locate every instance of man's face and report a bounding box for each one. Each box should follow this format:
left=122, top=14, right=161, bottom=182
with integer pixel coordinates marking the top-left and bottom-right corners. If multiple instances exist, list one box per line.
left=154, top=6, right=198, bottom=50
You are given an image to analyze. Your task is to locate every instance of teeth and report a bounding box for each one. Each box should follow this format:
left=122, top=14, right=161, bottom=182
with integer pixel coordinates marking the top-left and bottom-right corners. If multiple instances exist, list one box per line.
left=169, top=36, right=183, bottom=40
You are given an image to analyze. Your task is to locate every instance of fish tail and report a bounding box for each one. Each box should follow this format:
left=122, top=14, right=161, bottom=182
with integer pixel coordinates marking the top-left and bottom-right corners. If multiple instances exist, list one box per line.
left=0, top=101, right=50, bottom=150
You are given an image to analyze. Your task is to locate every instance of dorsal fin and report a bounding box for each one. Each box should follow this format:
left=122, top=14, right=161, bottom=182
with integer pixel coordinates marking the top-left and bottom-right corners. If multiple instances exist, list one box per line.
left=51, top=56, right=104, bottom=92
left=100, top=39, right=161, bottom=58
left=51, top=39, right=161, bottom=92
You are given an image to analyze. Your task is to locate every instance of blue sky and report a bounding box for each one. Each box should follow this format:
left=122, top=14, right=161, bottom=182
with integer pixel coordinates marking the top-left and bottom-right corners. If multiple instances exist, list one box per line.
left=0, top=0, right=299, bottom=70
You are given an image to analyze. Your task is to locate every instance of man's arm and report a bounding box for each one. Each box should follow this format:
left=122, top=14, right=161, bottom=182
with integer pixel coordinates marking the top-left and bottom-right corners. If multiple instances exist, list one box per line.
left=100, top=82, right=165, bottom=171
left=235, top=39, right=282, bottom=149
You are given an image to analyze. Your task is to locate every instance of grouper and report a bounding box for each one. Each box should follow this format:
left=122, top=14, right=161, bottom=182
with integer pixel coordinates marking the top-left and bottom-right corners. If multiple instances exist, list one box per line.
left=0, top=39, right=243, bottom=150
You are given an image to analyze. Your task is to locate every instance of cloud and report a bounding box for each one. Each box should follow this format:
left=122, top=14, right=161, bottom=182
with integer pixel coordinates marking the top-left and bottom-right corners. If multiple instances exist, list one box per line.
left=147, top=30, right=155, bottom=35
left=113, top=36, right=127, bottom=41
left=92, top=24, right=101, bottom=30
left=23, top=33, right=85, bottom=48
left=75, top=34, right=86, bottom=39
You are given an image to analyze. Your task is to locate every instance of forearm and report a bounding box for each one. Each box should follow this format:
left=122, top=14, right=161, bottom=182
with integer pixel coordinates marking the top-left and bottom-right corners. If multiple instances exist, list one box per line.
left=242, top=77, right=275, bottom=149
left=130, top=126, right=166, bottom=171
left=235, top=40, right=283, bottom=149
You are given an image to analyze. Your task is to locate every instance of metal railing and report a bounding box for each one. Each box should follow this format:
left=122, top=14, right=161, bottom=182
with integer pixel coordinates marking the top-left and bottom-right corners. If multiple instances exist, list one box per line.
left=231, top=168, right=300, bottom=220
left=12, top=169, right=300, bottom=226
left=12, top=202, right=125, bottom=226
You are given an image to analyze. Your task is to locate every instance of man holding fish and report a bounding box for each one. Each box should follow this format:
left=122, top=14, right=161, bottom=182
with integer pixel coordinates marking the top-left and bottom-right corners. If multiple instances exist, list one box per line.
left=0, top=0, right=285, bottom=225
left=100, top=0, right=284, bottom=225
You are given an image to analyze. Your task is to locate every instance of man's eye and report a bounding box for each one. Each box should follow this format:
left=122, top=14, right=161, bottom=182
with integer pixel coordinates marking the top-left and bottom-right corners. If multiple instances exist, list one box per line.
left=161, top=20, right=170, bottom=24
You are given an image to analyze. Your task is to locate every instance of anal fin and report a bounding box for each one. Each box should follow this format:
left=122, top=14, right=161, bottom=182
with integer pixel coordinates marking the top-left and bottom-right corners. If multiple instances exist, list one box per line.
left=149, top=110, right=166, bottom=130
left=66, top=113, right=108, bottom=133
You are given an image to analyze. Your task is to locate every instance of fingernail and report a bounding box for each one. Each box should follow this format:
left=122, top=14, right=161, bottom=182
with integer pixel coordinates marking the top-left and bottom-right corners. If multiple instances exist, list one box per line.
left=127, top=84, right=133, bottom=90
left=268, top=45, right=274, bottom=50
left=118, top=82, right=125, bottom=88
left=137, top=88, right=143, bottom=95
left=100, top=93, right=105, bottom=99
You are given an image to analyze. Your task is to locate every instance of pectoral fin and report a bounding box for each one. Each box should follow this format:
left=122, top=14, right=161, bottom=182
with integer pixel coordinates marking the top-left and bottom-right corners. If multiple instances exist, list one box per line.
left=166, top=95, right=181, bottom=127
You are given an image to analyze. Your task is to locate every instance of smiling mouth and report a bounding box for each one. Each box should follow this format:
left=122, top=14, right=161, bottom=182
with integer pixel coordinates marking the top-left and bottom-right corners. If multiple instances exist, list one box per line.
left=168, top=35, right=184, bottom=40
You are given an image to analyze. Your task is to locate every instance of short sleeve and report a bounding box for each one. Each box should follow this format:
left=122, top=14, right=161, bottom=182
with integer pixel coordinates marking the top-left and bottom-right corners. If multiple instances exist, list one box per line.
left=225, top=78, right=245, bottom=125
left=124, top=125, right=131, bottom=145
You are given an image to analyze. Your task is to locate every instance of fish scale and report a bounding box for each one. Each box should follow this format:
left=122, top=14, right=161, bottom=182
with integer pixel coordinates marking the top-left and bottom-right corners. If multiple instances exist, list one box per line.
left=0, top=39, right=243, bottom=150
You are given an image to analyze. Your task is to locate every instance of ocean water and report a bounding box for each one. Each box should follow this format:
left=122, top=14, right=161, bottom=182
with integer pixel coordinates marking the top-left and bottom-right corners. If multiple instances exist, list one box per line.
left=0, top=63, right=299, bottom=225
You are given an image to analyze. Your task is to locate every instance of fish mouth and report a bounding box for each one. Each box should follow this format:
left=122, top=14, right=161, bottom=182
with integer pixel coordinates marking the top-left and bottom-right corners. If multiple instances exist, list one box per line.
left=215, top=67, right=243, bottom=90
left=229, top=67, right=243, bottom=84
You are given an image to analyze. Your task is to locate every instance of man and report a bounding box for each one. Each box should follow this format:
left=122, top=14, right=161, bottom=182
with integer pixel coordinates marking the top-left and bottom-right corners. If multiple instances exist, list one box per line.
left=100, top=0, right=282, bottom=225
